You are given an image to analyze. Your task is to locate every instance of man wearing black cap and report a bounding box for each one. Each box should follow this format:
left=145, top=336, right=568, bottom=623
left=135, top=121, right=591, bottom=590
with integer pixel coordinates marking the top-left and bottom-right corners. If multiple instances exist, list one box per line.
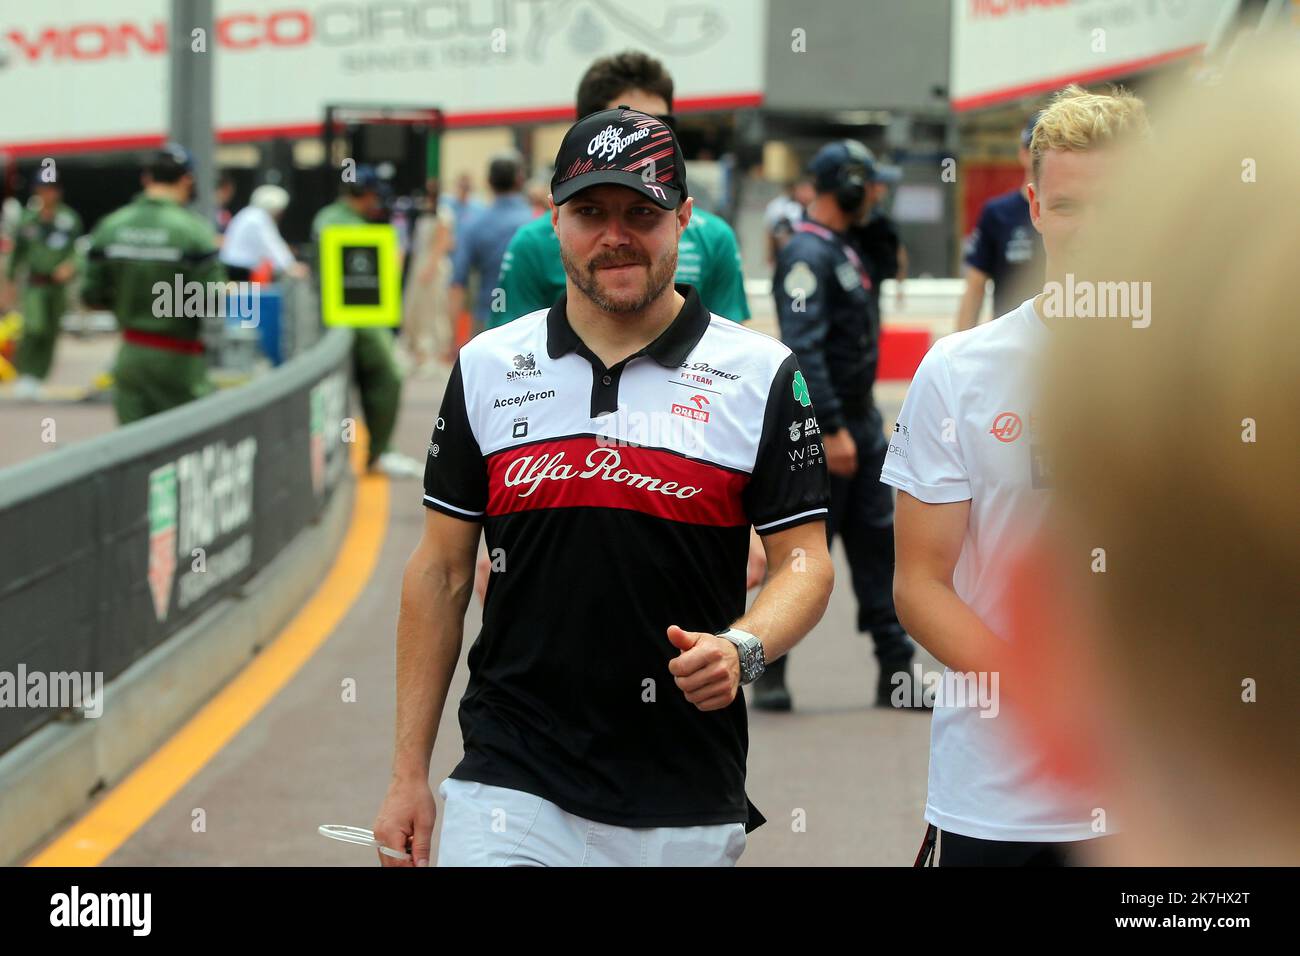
left=496, top=51, right=750, bottom=328
left=768, top=140, right=926, bottom=713
left=82, top=145, right=225, bottom=424
left=847, top=149, right=906, bottom=318
left=956, top=113, right=1044, bottom=331
left=373, top=107, right=834, bottom=867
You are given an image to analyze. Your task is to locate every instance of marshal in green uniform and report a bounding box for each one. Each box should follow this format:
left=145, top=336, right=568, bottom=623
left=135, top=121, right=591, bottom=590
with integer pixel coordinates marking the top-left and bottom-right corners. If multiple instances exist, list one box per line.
left=81, top=146, right=225, bottom=424
left=311, top=176, right=405, bottom=471
left=495, top=205, right=751, bottom=328
left=6, top=181, right=83, bottom=386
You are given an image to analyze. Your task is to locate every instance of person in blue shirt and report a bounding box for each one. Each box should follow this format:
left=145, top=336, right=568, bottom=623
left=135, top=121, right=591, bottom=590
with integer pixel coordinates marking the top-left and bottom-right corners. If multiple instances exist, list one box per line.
left=449, top=152, right=534, bottom=337
left=956, top=113, right=1045, bottom=330
left=445, top=172, right=485, bottom=231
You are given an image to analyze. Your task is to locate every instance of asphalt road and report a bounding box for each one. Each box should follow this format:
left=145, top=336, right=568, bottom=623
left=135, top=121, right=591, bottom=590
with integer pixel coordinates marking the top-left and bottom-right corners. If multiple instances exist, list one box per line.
left=13, top=312, right=941, bottom=867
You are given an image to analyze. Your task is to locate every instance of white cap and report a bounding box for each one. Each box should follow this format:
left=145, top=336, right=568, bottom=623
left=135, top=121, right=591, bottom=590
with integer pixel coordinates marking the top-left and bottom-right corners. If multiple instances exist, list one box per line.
left=250, top=184, right=290, bottom=214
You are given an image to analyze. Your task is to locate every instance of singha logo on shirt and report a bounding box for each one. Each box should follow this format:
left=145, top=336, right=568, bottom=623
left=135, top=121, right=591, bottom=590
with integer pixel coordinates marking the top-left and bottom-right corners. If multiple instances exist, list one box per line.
left=507, top=352, right=542, bottom=381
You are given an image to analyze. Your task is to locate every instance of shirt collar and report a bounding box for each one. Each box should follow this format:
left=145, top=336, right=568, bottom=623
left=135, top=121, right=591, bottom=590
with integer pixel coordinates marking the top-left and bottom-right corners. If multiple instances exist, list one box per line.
left=546, top=283, right=710, bottom=369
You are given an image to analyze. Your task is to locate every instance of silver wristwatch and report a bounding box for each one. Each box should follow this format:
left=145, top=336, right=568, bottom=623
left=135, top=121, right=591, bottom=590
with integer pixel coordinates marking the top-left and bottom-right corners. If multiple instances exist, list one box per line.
left=715, top=627, right=766, bottom=686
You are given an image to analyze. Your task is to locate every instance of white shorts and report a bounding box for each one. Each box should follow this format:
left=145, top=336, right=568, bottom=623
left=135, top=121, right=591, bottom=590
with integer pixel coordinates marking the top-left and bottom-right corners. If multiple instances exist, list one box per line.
left=435, top=778, right=747, bottom=867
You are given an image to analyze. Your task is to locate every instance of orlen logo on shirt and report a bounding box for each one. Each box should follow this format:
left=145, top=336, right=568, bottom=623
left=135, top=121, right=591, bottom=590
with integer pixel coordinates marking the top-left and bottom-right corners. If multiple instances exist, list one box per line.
left=671, top=394, right=710, bottom=423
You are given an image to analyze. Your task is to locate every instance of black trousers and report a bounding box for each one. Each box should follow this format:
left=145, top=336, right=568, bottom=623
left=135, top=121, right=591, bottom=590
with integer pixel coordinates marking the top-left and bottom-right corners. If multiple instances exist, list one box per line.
left=825, top=405, right=909, bottom=664
left=937, top=828, right=1102, bottom=866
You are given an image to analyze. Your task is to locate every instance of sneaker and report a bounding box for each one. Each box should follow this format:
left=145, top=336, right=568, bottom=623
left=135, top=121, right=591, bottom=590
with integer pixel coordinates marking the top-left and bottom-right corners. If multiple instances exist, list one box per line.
left=12, top=375, right=42, bottom=401
left=875, top=658, right=932, bottom=711
left=371, top=451, right=425, bottom=479
left=391, top=345, right=415, bottom=376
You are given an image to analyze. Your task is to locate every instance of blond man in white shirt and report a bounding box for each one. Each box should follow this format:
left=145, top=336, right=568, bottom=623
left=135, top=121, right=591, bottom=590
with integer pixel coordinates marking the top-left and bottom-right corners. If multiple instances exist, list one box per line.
left=883, top=85, right=1150, bottom=866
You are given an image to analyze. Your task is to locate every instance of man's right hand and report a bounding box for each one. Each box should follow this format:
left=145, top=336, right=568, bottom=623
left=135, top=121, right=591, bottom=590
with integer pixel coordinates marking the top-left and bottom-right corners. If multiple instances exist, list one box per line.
left=823, top=427, right=858, bottom=477
left=373, top=775, right=436, bottom=867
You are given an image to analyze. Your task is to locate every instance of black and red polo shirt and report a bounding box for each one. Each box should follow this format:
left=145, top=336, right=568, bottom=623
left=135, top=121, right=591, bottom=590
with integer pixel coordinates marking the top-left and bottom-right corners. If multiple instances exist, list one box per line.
left=423, top=283, right=830, bottom=831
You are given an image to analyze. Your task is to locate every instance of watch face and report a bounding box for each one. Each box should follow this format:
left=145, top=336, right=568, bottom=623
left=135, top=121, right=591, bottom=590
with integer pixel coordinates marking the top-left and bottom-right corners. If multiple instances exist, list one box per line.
left=740, top=640, right=764, bottom=684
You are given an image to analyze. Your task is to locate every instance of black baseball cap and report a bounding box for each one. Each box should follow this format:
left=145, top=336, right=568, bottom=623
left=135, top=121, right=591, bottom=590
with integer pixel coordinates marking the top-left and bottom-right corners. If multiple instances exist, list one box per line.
left=551, top=106, right=686, bottom=210
left=808, top=140, right=902, bottom=191
left=146, top=142, right=195, bottom=182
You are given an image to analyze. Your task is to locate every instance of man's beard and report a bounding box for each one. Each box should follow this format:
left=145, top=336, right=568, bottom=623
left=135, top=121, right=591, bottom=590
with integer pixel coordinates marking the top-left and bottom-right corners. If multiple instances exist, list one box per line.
left=561, top=244, right=678, bottom=314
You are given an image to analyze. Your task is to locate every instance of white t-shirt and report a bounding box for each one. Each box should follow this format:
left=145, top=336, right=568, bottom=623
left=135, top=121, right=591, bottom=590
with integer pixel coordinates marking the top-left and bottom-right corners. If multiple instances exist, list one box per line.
left=881, top=298, right=1102, bottom=842
left=220, top=206, right=296, bottom=273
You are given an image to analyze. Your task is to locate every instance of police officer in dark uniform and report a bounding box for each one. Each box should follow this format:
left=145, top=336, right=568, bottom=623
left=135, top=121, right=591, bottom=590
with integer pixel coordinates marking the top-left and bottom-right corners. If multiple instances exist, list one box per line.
left=764, top=140, right=925, bottom=712
left=846, top=146, right=904, bottom=318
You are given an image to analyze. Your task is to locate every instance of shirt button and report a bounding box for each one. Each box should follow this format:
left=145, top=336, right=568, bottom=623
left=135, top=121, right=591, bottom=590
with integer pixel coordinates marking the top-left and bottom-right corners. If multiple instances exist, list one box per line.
left=601, top=374, right=612, bottom=386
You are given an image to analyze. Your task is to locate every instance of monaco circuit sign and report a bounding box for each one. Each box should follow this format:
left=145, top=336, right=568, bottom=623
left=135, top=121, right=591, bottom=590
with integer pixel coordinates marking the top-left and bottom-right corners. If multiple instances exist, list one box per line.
left=0, top=0, right=765, bottom=154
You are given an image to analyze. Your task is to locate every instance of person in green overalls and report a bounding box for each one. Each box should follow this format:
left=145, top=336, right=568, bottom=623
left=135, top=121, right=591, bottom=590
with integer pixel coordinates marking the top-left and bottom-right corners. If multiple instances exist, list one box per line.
left=311, top=166, right=423, bottom=478
left=5, top=176, right=83, bottom=399
left=81, top=145, right=225, bottom=424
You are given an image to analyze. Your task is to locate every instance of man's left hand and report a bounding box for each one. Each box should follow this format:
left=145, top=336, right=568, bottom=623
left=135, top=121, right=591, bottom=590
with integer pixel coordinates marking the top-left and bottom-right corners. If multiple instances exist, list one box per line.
left=666, top=625, right=740, bottom=712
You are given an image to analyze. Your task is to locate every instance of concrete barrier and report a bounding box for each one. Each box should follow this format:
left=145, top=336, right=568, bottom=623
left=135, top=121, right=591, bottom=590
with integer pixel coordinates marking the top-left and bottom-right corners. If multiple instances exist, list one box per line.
left=0, top=328, right=357, bottom=864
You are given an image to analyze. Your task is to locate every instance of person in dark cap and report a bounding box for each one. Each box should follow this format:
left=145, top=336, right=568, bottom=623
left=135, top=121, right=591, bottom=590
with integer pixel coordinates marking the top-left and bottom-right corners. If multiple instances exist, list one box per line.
left=846, top=146, right=906, bottom=319
left=956, top=112, right=1045, bottom=331
left=768, top=139, right=927, bottom=713
left=81, top=144, right=225, bottom=423
left=4, top=169, right=83, bottom=400
left=311, top=165, right=423, bottom=478
left=373, top=106, right=833, bottom=867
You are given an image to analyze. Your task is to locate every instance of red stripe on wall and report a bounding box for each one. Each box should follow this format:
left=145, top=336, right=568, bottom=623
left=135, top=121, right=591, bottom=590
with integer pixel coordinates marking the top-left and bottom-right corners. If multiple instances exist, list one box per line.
left=951, top=45, right=1203, bottom=112
left=0, top=93, right=764, bottom=156
left=486, top=437, right=748, bottom=526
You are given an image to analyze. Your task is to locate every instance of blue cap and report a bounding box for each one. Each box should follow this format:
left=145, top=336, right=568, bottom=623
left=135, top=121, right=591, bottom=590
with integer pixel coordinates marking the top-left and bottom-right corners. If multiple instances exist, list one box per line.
left=808, top=140, right=902, bottom=192
left=158, top=142, right=194, bottom=170
left=348, top=164, right=392, bottom=198
left=146, top=142, right=195, bottom=182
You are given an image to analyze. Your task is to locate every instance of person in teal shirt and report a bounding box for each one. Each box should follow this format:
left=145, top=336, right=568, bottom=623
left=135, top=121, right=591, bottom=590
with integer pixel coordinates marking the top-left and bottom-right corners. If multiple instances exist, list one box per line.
left=494, top=51, right=751, bottom=328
